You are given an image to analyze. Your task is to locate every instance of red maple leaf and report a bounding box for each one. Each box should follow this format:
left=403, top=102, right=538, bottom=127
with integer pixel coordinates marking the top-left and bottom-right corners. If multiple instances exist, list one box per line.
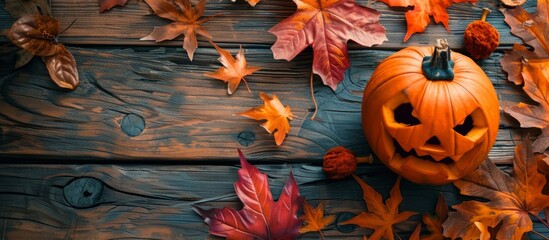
left=194, top=149, right=304, bottom=240
left=379, top=0, right=477, bottom=42
left=269, top=0, right=387, bottom=90
left=98, top=0, right=128, bottom=13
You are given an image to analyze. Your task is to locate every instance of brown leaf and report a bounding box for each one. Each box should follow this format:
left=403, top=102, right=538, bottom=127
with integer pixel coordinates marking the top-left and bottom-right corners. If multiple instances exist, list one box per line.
left=340, top=175, right=417, bottom=240
left=204, top=41, right=260, bottom=95
left=238, top=92, right=293, bottom=146
left=7, top=14, right=64, bottom=57
left=98, top=0, right=128, bottom=12
left=269, top=0, right=386, bottom=90
left=300, top=200, right=335, bottom=235
left=422, top=193, right=448, bottom=240
left=443, top=138, right=549, bottom=239
left=501, top=0, right=549, bottom=152
left=504, top=59, right=549, bottom=152
left=44, top=46, right=79, bottom=90
left=141, top=0, right=213, bottom=61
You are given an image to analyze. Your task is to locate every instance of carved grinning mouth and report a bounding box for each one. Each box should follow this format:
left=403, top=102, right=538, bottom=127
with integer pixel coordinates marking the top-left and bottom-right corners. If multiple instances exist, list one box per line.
left=393, top=138, right=455, bottom=164
left=390, top=102, right=476, bottom=164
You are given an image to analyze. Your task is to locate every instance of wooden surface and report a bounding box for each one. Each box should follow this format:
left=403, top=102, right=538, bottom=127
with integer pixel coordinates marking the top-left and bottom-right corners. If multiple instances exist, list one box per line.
left=0, top=0, right=547, bottom=239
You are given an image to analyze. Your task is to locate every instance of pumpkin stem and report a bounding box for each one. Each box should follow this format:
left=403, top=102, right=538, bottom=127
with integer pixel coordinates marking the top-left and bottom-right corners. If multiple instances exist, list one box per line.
left=422, top=39, right=454, bottom=81
left=480, top=8, right=491, bottom=22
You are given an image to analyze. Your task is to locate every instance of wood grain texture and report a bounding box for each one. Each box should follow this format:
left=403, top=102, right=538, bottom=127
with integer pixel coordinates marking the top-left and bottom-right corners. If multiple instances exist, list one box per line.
left=0, top=164, right=547, bottom=239
left=0, top=45, right=532, bottom=162
left=0, top=0, right=525, bottom=49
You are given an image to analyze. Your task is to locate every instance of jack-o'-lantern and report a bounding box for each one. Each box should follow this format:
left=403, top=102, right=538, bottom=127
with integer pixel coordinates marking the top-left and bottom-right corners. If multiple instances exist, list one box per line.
left=361, top=39, right=499, bottom=185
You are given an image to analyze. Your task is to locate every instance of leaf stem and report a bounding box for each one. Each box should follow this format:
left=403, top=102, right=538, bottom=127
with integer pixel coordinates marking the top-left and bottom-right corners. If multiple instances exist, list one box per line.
left=531, top=230, right=549, bottom=240
left=319, top=230, right=326, bottom=240
left=241, top=77, right=252, bottom=93
left=310, top=72, right=318, bottom=120
left=395, top=232, right=403, bottom=240
left=530, top=212, right=549, bottom=229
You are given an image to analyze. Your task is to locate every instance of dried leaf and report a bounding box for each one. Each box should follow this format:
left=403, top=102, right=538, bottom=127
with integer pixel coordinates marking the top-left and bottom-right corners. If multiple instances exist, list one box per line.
left=98, top=0, right=128, bottom=12
left=501, top=0, right=549, bottom=152
left=269, top=0, right=387, bottom=90
left=422, top=193, right=448, bottom=240
left=442, top=138, right=549, bottom=240
left=7, top=14, right=64, bottom=57
left=7, top=14, right=79, bottom=90
left=204, top=41, right=260, bottom=95
left=194, top=149, right=303, bottom=240
left=141, top=0, right=213, bottom=61
left=504, top=60, right=549, bottom=152
left=340, top=175, right=417, bottom=240
left=379, top=0, right=477, bottom=42
left=300, top=201, right=335, bottom=235
left=44, top=47, right=79, bottom=90
left=238, top=92, right=294, bottom=146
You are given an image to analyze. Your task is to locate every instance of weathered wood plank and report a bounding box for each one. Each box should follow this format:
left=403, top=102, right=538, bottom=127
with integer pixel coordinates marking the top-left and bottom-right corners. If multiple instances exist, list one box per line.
left=0, top=164, right=546, bottom=239
left=0, top=45, right=533, bottom=162
left=0, top=0, right=525, bottom=49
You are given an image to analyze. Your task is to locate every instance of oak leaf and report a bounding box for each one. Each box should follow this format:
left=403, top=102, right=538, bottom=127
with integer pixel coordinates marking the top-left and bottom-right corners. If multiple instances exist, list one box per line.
left=422, top=193, right=448, bottom=240
left=379, top=0, right=477, bottom=42
left=442, top=138, right=549, bottom=240
left=340, top=175, right=417, bottom=240
left=204, top=41, right=260, bottom=95
left=98, top=0, right=128, bottom=12
left=501, top=0, right=549, bottom=152
left=7, top=14, right=79, bottom=90
left=141, top=0, right=213, bottom=61
left=238, top=92, right=294, bottom=146
left=299, top=200, right=335, bottom=237
left=194, top=149, right=303, bottom=240
left=269, top=0, right=387, bottom=91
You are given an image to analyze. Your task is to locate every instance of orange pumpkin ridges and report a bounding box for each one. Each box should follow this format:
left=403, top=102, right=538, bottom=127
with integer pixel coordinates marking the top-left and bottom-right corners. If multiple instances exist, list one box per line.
left=361, top=39, right=499, bottom=185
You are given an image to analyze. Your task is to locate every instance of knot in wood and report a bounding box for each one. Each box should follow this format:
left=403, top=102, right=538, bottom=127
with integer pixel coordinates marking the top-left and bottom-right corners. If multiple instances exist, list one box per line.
left=63, top=177, right=104, bottom=208
left=237, top=131, right=255, bottom=146
left=121, top=113, right=145, bottom=137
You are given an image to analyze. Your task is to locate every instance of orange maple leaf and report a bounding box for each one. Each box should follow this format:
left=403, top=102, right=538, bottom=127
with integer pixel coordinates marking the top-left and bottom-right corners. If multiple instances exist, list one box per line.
left=379, top=0, right=477, bottom=42
left=340, top=175, right=417, bottom=240
left=422, top=193, right=448, bottom=240
left=238, top=92, right=294, bottom=146
left=141, top=0, right=214, bottom=61
left=442, top=138, right=549, bottom=240
left=501, top=0, right=549, bottom=152
left=98, top=0, right=128, bottom=12
left=269, top=0, right=387, bottom=90
left=299, top=200, right=335, bottom=237
left=205, top=41, right=260, bottom=95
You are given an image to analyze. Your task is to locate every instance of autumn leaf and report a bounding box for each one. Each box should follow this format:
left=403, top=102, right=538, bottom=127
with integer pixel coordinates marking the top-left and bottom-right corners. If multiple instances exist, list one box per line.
left=408, top=224, right=422, bottom=240
left=340, top=175, right=417, bottom=240
left=194, top=149, right=303, bottom=240
left=7, top=14, right=79, bottom=90
left=238, top=92, right=294, bottom=146
left=269, top=0, right=387, bottom=91
left=501, top=0, right=549, bottom=152
left=422, top=193, right=448, bottom=240
left=379, top=0, right=477, bottom=42
left=442, top=138, right=549, bottom=240
left=204, top=41, right=260, bottom=95
left=300, top=200, right=335, bottom=238
left=98, top=0, right=128, bottom=12
left=141, top=0, right=214, bottom=61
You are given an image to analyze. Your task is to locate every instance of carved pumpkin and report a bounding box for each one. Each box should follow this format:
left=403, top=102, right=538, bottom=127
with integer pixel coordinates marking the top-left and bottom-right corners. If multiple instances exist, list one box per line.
left=361, top=39, right=499, bottom=185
